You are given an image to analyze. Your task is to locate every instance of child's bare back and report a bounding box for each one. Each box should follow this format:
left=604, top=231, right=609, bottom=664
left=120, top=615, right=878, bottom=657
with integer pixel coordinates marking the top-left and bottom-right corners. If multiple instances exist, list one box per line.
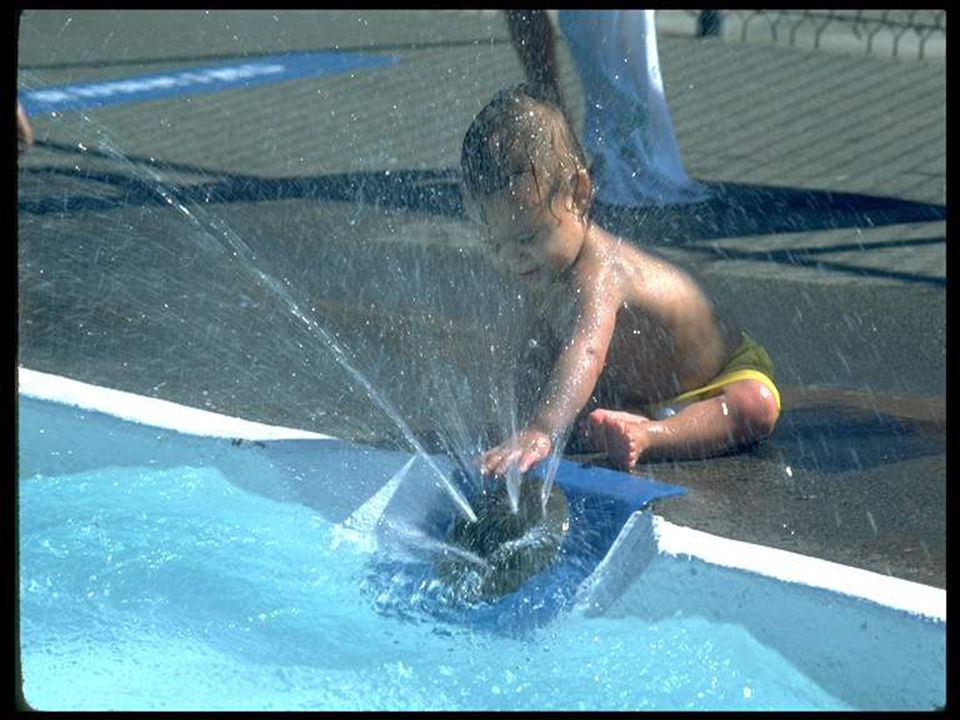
left=543, top=223, right=738, bottom=409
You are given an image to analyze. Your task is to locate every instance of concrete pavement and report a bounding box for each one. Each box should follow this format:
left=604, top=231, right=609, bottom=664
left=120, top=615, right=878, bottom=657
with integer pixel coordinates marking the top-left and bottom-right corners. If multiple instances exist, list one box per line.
left=17, top=10, right=946, bottom=587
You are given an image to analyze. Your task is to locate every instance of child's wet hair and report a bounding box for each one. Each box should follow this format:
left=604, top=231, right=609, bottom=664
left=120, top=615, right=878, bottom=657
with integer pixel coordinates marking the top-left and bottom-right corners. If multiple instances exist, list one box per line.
left=461, top=83, right=590, bottom=219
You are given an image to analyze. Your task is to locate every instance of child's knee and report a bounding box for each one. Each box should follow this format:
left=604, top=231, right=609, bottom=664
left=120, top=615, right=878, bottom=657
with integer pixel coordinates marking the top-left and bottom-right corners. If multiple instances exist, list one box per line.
left=726, top=380, right=779, bottom=438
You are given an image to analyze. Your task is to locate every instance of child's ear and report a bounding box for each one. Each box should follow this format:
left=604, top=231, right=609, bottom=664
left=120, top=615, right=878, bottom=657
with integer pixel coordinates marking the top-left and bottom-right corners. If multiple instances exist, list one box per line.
left=571, top=167, right=593, bottom=216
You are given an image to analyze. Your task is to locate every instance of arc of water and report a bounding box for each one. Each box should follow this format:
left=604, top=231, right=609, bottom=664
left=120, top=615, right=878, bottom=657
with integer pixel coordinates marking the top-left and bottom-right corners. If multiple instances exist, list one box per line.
left=343, top=455, right=416, bottom=534
left=383, top=519, right=491, bottom=570
left=505, top=464, right=523, bottom=514
left=84, top=127, right=478, bottom=523
left=332, top=454, right=417, bottom=552
left=538, top=447, right=563, bottom=515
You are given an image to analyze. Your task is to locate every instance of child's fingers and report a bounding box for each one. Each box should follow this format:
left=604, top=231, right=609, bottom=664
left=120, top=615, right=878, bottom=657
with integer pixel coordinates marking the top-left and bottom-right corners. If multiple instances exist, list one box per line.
left=488, top=445, right=528, bottom=478
left=480, top=447, right=510, bottom=476
left=480, top=435, right=548, bottom=477
left=493, top=451, right=520, bottom=478
left=518, top=446, right=546, bottom=474
left=479, top=451, right=498, bottom=475
left=481, top=441, right=547, bottom=477
left=518, top=452, right=536, bottom=474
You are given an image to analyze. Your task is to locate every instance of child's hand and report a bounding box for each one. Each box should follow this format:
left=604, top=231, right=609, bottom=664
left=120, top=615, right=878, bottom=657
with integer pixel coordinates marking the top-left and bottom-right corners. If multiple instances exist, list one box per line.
left=480, top=428, right=553, bottom=477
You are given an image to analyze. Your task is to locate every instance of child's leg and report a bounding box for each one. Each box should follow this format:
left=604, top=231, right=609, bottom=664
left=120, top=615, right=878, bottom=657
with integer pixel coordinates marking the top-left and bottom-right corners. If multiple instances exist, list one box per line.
left=579, top=378, right=779, bottom=468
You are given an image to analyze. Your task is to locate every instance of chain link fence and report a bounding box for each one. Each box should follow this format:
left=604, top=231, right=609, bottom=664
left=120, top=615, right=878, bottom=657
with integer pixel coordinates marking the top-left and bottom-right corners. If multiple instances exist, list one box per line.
left=659, top=10, right=945, bottom=61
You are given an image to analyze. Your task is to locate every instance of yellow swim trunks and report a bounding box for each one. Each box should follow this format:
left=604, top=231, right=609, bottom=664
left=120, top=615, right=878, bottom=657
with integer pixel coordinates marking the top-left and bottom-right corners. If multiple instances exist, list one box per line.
left=655, top=331, right=781, bottom=413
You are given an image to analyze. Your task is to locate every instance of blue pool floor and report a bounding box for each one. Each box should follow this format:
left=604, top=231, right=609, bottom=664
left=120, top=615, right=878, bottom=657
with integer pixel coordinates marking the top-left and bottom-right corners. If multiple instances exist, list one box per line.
left=19, top=459, right=854, bottom=711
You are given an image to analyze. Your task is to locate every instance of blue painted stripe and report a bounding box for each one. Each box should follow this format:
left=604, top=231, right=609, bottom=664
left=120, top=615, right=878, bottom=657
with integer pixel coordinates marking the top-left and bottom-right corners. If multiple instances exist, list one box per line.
left=20, top=51, right=399, bottom=115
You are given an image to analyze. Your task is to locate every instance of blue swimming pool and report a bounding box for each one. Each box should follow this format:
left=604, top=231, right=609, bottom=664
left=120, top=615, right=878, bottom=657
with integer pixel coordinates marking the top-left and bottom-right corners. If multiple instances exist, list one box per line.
left=17, top=369, right=945, bottom=711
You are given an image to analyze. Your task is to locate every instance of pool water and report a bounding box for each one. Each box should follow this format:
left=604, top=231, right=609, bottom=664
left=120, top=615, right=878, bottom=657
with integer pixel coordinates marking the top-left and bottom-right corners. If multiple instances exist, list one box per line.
left=19, top=461, right=852, bottom=711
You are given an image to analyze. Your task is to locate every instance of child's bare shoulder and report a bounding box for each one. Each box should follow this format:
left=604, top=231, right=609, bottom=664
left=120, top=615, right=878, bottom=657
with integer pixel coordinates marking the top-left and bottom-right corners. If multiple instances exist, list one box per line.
left=597, top=229, right=711, bottom=314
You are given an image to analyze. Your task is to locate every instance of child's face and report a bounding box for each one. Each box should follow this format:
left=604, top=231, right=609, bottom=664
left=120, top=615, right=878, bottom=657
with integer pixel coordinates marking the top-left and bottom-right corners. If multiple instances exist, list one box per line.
left=475, top=176, right=586, bottom=288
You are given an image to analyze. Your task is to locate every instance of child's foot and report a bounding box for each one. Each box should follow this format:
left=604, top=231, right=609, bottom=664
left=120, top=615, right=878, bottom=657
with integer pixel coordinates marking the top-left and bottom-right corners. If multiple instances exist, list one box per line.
left=579, top=409, right=652, bottom=469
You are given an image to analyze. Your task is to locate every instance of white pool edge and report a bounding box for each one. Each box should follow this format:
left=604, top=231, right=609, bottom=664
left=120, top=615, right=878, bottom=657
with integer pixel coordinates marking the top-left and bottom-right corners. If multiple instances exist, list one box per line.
left=651, top=516, right=945, bottom=622
left=18, top=367, right=332, bottom=441
left=18, top=366, right=946, bottom=624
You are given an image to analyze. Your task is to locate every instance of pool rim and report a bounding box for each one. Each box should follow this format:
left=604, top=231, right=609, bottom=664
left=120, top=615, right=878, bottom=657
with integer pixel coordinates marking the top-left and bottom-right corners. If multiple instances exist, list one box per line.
left=17, top=365, right=945, bottom=624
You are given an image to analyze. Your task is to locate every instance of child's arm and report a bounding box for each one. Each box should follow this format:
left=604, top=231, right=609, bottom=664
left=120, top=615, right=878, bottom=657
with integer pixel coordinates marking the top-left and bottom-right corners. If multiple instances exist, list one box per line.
left=481, top=288, right=617, bottom=476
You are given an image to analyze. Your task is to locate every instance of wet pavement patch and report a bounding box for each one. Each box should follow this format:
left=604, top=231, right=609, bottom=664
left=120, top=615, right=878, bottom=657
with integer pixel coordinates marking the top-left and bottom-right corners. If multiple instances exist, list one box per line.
left=771, top=404, right=946, bottom=474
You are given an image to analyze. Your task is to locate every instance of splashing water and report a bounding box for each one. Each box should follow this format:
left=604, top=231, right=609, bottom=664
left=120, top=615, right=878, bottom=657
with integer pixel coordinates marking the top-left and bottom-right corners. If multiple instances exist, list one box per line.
left=23, top=96, right=478, bottom=523
left=128, top=148, right=478, bottom=521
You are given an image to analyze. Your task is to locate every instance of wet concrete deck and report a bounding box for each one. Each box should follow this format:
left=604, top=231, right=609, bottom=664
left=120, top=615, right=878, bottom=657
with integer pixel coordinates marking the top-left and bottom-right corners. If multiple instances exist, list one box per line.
left=17, top=11, right=945, bottom=588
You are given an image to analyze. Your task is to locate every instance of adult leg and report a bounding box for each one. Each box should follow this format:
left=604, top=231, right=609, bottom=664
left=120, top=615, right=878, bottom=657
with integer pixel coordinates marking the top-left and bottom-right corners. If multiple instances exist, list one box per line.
left=557, top=10, right=709, bottom=206
left=504, top=10, right=566, bottom=112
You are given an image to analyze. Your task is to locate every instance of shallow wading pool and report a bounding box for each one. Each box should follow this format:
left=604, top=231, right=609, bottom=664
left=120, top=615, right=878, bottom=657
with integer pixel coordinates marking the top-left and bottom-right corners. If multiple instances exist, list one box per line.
left=17, top=368, right=945, bottom=711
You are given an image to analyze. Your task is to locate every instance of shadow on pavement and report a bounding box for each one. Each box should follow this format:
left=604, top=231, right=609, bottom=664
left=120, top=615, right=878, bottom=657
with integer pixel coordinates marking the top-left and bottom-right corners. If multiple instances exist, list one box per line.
left=593, top=181, right=946, bottom=244
left=764, top=403, right=945, bottom=474
left=22, top=141, right=946, bottom=249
